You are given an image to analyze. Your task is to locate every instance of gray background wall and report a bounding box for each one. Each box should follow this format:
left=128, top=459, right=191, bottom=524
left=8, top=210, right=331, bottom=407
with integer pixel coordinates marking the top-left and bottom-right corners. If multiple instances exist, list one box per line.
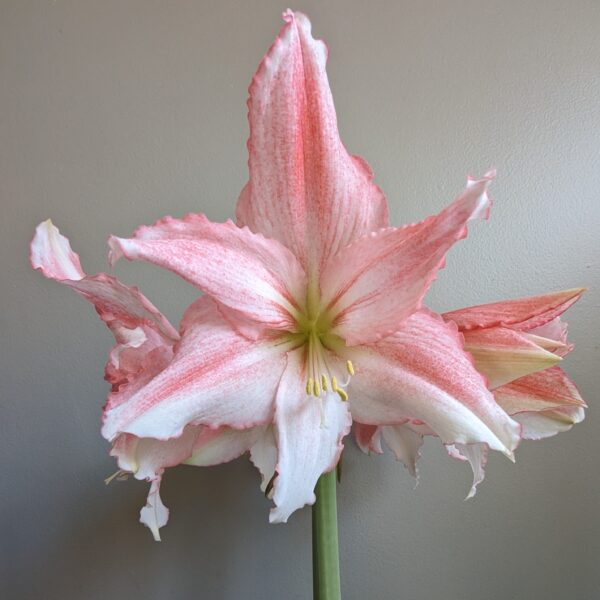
left=2, top=1, right=599, bottom=598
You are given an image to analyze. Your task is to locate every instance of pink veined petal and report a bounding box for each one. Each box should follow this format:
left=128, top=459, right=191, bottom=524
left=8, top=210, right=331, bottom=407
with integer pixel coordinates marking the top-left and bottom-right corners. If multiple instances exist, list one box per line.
left=236, top=11, right=388, bottom=274
left=140, top=478, right=169, bottom=542
left=269, top=349, right=352, bottom=523
left=320, top=172, right=495, bottom=346
left=514, top=406, right=585, bottom=440
left=31, top=219, right=85, bottom=280
left=102, top=297, right=288, bottom=442
left=446, top=443, right=489, bottom=499
left=109, top=214, right=307, bottom=331
left=493, top=366, right=586, bottom=415
left=463, top=327, right=562, bottom=389
left=345, top=309, right=520, bottom=457
left=381, top=425, right=423, bottom=479
left=443, top=288, right=585, bottom=332
left=184, top=425, right=269, bottom=467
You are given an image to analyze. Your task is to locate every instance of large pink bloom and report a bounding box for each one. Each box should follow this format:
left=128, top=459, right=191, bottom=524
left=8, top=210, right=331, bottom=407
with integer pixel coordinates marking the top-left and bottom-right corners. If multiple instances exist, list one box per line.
left=32, top=11, right=535, bottom=537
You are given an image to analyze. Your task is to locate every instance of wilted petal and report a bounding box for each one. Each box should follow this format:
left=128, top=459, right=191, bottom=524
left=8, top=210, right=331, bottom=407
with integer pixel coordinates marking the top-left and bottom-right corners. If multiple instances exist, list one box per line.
left=140, top=478, right=169, bottom=542
left=443, top=288, right=584, bottom=332
left=102, top=297, right=288, bottom=442
left=236, top=11, right=388, bottom=273
left=446, top=443, right=489, bottom=499
left=463, top=327, right=561, bottom=389
left=270, top=349, right=352, bottom=523
left=320, top=172, right=494, bottom=345
left=109, top=214, right=306, bottom=331
left=346, top=310, right=520, bottom=457
left=381, top=425, right=423, bottom=479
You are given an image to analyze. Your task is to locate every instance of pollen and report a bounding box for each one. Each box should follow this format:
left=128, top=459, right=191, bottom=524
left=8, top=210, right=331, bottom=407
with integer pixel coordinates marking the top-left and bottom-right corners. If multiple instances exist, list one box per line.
left=346, top=360, right=355, bottom=376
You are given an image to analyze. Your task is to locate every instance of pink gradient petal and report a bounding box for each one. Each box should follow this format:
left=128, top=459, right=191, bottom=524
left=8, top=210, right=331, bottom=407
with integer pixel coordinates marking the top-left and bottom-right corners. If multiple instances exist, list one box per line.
left=109, top=214, right=307, bottom=331
left=321, top=172, right=494, bottom=346
left=494, top=366, right=586, bottom=415
left=354, top=423, right=383, bottom=455
left=514, top=406, right=585, bottom=440
left=102, top=297, right=288, bottom=442
left=269, top=349, right=352, bottom=523
left=345, top=309, right=520, bottom=457
left=463, top=326, right=562, bottom=389
left=443, top=288, right=584, bottom=332
left=236, top=11, right=388, bottom=274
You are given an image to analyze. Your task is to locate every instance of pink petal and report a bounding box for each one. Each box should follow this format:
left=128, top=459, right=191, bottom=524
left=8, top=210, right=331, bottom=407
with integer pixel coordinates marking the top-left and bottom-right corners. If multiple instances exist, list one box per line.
left=269, top=349, right=352, bottom=523
left=443, top=288, right=584, bottom=332
left=494, top=366, right=586, bottom=415
left=236, top=11, right=388, bottom=273
left=320, top=172, right=495, bottom=346
left=463, top=327, right=562, bottom=389
left=354, top=423, right=383, bottom=455
left=346, top=310, right=520, bottom=457
left=102, top=297, right=288, bottom=442
left=109, top=214, right=307, bottom=331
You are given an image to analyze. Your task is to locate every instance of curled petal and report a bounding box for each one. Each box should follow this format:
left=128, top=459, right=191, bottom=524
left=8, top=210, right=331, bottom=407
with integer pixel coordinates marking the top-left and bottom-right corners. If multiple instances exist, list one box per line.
left=236, top=11, right=388, bottom=273
left=353, top=423, right=383, bottom=455
left=320, top=172, right=495, bottom=345
left=381, top=425, right=423, bottom=479
left=109, top=214, right=307, bottom=331
left=463, top=327, right=561, bottom=389
left=443, top=288, right=584, bottom=332
left=140, top=478, right=169, bottom=542
left=346, top=310, right=520, bottom=458
left=270, top=349, right=352, bottom=523
left=515, top=406, right=585, bottom=440
left=249, top=427, right=278, bottom=493
left=102, top=297, right=288, bottom=442
left=446, top=443, right=489, bottom=499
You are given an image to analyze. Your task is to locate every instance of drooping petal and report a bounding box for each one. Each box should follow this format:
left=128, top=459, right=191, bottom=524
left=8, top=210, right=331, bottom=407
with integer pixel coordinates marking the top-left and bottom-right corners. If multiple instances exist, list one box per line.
left=381, top=425, right=423, bottom=479
left=102, top=297, right=289, bottom=442
left=493, top=366, right=586, bottom=415
left=443, top=288, right=584, bottom=332
left=249, top=426, right=278, bottom=493
left=346, top=310, right=520, bottom=457
left=514, top=406, right=585, bottom=440
left=236, top=11, right=388, bottom=273
left=139, top=478, right=169, bottom=542
left=109, top=214, right=307, bottom=331
left=184, top=425, right=269, bottom=467
left=446, top=443, right=489, bottom=499
left=269, top=349, right=352, bottom=523
left=463, top=327, right=561, bottom=389
left=320, top=172, right=495, bottom=346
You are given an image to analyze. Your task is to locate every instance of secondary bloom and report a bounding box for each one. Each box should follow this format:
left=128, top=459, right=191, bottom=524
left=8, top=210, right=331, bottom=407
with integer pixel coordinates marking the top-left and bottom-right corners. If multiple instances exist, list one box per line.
left=356, top=289, right=586, bottom=497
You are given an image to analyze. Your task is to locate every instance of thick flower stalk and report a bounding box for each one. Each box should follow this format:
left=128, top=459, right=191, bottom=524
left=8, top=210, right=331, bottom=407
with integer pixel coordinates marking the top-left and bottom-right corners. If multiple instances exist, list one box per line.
left=30, top=10, right=584, bottom=545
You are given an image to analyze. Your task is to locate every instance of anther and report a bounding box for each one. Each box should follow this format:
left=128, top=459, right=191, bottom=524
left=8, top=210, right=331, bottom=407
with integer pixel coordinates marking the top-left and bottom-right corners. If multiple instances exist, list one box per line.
left=321, top=374, right=328, bottom=391
left=336, top=388, right=349, bottom=402
left=306, top=378, right=314, bottom=396
left=346, top=360, right=355, bottom=376
left=314, top=381, right=322, bottom=397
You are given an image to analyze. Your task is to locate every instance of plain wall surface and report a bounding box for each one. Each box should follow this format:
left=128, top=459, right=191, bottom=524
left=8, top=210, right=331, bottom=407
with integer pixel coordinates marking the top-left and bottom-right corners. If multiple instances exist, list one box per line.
left=2, top=1, right=599, bottom=598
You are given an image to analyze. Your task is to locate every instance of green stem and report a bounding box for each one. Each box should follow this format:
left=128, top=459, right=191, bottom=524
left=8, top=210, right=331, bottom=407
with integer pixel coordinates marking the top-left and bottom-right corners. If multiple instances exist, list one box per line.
left=312, top=470, right=341, bottom=600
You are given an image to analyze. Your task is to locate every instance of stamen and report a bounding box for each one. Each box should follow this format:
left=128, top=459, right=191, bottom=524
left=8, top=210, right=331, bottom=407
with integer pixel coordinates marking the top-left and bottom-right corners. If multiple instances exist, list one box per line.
left=346, top=360, right=355, bottom=376
left=306, top=378, right=314, bottom=396
left=314, top=380, right=322, bottom=397
left=321, top=374, right=328, bottom=391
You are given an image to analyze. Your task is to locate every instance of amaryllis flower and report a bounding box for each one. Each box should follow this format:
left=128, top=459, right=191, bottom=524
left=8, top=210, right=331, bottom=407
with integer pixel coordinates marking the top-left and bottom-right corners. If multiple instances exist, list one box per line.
left=32, top=10, right=553, bottom=539
left=356, top=289, right=586, bottom=497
